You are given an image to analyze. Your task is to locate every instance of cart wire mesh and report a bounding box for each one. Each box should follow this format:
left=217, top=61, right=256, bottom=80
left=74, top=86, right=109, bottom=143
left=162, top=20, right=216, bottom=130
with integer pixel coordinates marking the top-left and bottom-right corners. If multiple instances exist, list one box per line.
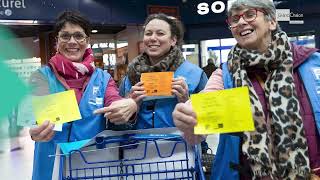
left=62, top=134, right=204, bottom=180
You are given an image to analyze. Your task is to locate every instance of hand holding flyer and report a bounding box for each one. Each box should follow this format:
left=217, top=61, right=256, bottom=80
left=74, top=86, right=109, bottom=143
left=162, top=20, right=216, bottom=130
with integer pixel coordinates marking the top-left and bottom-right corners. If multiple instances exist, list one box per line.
left=141, top=72, right=173, bottom=96
left=32, top=90, right=82, bottom=125
left=191, top=87, right=255, bottom=134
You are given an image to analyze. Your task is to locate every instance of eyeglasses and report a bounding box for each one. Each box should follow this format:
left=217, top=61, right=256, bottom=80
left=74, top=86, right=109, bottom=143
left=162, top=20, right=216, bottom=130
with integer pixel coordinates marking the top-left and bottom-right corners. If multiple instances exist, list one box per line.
left=226, top=9, right=265, bottom=28
left=57, top=32, right=88, bottom=43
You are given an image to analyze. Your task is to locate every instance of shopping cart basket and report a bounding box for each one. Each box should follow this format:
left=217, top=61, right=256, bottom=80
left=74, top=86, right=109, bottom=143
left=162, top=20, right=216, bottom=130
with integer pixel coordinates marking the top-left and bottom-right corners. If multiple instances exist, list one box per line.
left=58, top=129, right=205, bottom=180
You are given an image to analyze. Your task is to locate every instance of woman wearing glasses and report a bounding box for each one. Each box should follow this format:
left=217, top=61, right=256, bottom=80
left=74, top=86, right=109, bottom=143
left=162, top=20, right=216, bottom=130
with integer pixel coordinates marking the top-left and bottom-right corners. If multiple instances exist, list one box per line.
left=29, top=11, right=138, bottom=180
left=173, top=0, right=320, bottom=179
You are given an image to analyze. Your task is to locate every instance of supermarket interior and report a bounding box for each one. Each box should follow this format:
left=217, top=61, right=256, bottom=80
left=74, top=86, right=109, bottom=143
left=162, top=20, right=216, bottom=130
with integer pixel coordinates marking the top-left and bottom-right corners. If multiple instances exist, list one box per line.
left=0, top=0, right=319, bottom=179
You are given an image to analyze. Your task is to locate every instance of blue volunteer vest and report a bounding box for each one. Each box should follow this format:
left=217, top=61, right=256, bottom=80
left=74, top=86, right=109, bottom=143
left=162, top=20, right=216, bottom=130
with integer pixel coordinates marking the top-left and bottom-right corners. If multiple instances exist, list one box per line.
left=211, top=52, right=320, bottom=180
left=298, top=52, right=320, bottom=135
left=119, top=60, right=207, bottom=129
left=210, top=62, right=240, bottom=180
left=32, top=67, right=110, bottom=180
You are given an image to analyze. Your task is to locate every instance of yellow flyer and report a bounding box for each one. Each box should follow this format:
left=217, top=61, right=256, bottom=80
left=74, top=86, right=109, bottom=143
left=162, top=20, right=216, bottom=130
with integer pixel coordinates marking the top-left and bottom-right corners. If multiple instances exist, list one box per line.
left=32, top=90, right=82, bottom=125
left=191, top=87, right=255, bottom=134
left=141, top=72, right=173, bottom=96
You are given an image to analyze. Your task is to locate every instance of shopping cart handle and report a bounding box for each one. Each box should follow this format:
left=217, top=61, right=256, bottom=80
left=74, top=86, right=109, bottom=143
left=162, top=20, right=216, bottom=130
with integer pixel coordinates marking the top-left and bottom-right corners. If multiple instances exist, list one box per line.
left=132, top=134, right=182, bottom=141
left=95, top=134, right=139, bottom=149
left=94, top=134, right=183, bottom=149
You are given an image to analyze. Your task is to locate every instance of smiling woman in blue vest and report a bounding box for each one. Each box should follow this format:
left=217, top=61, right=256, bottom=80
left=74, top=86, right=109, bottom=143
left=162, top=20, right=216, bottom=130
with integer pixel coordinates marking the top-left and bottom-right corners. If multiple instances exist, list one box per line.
left=28, top=11, right=138, bottom=180
left=119, top=13, right=208, bottom=130
left=173, top=0, right=320, bottom=179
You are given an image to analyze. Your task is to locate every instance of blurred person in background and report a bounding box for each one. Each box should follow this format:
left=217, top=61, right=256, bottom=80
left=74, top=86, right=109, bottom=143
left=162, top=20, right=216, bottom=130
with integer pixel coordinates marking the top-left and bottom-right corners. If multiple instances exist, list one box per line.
left=8, top=107, right=23, bottom=151
left=202, top=58, right=217, bottom=78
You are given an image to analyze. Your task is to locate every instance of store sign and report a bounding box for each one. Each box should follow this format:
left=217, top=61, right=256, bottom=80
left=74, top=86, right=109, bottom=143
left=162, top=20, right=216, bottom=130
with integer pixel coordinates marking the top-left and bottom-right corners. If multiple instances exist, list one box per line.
left=0, top=0, right=26, bottom=17
left=197, top=1, right=226, bottom=15
left=148, top=5, right=180, bottom=19
left=276, top=9, right=304, bottom=24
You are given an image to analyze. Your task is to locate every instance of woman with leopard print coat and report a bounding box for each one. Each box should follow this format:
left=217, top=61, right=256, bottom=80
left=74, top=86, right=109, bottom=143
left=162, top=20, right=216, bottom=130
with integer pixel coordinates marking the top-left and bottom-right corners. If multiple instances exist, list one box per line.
left=173, top=0, right=320, bottom=179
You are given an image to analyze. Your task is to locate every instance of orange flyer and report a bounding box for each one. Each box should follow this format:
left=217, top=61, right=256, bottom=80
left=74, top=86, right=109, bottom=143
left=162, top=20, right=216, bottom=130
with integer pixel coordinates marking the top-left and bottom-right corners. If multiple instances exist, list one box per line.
left=141, top=72, right=173, bottom=96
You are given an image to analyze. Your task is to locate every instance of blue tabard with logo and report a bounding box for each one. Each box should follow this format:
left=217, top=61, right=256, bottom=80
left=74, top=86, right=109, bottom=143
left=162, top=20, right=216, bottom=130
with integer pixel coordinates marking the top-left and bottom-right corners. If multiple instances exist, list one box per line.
left=32, top=67, right=110, bottom=180
left=119, top=60, right=208, bottom=129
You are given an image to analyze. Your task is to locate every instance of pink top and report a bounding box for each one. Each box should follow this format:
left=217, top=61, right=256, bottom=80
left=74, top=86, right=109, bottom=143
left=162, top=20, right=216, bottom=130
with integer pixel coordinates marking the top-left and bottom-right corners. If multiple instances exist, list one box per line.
left=201, top=68, right=224, bottom=92
left=186, top=68, right=224, bottom=106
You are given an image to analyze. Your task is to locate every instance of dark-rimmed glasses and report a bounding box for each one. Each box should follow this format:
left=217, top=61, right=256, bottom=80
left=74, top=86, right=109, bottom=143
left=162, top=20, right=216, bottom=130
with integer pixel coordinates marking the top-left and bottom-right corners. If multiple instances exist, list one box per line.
left=226, top=9, right=265, bottom=29
left=57, top=32, right=88, bottom=43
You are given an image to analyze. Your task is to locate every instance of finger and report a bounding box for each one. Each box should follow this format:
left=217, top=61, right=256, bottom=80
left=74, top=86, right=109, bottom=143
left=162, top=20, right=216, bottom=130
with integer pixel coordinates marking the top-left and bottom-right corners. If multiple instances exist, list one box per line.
left=130, top=89, right=146, bottom=100
left=172, top=78, right=184, bottom=83
left=173, top=115, right=197, bottom=132
left=105, top=103, right=129, bottom=113
left=173, top=115, right=196, bottom=131
left=135, top=94, right=147, bottom=102
left=172, top=77, right=186, bottom=83
left=29, top=120, right=50, bottom=136
left=131, top=82, right=144, bottom=91
left=172, top=80, right=188, bottom=92
left=173, top=79, right=188, bottom=91
left=171, top=89, right=181, bottom=97
left=132, top=90, right=146, bottom=97
left=131, top=83, right=145, bottom=89
left=175, top=122, right=194, bottom=133
left=36, top=123, right=54, bottom=141
left=172, top=80, right=182, bottom=86
left=175, top=103, right=197, bottom=117
left=93, top=107, right=110, bottom=114
left=130, top=92, right=146, bottom=103
left=105, top=111, right=122, bottom=120
left=134, top=82, right=144, bottom=86
left=131, top=86, right=145, bottom=92
left=174, top=114, right=196, bottom=130
left=43, top=130, right=56, bottom=142
left=172, top=84, right=185, bottom=94
left=172, top=89, right=186, bottom=100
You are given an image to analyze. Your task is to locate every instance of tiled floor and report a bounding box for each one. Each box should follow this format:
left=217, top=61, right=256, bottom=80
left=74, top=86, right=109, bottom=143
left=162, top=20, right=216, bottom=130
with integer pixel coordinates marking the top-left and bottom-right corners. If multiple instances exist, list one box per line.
left=0, top=119, right=34, bottom=180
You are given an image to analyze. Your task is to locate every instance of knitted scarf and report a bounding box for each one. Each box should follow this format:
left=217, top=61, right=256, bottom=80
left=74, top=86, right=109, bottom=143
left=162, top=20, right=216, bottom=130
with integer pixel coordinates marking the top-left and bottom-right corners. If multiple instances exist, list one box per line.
left=49, top=48, right=95, bottom=80
left=127, top=46, right=185, bottom=85
left=227, top=31, right=310, bottom=179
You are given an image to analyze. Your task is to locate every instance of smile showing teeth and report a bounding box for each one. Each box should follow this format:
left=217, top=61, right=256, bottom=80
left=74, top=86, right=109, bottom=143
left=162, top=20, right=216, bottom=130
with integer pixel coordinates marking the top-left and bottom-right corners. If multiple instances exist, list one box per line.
left=67, top=48, right=79, bottom=52
left=240, top=30, right=253, bottom=36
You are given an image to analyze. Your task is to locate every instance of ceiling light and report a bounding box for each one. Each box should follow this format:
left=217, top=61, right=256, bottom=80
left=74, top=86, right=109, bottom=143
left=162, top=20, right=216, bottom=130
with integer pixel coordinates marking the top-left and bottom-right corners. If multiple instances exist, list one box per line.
left=91, top=29, right=98, bottom=33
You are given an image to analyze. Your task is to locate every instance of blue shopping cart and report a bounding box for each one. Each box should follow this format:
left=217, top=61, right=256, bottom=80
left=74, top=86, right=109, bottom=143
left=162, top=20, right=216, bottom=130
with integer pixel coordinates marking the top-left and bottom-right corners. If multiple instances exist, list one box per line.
left=58, top=130, right=205, bottom=180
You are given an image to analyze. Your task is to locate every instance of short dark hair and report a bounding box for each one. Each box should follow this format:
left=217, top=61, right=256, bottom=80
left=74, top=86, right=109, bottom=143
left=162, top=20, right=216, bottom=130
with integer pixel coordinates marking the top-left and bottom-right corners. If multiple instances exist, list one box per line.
left=53, top=11, right=91, bottom=37
left=143, top=13, right=184, bottom=46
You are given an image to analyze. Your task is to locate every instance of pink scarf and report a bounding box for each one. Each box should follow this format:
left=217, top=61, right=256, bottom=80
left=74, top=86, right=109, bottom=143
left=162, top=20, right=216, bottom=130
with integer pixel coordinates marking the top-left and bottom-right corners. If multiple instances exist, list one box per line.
left=49, top=48, right=95, bottom=80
